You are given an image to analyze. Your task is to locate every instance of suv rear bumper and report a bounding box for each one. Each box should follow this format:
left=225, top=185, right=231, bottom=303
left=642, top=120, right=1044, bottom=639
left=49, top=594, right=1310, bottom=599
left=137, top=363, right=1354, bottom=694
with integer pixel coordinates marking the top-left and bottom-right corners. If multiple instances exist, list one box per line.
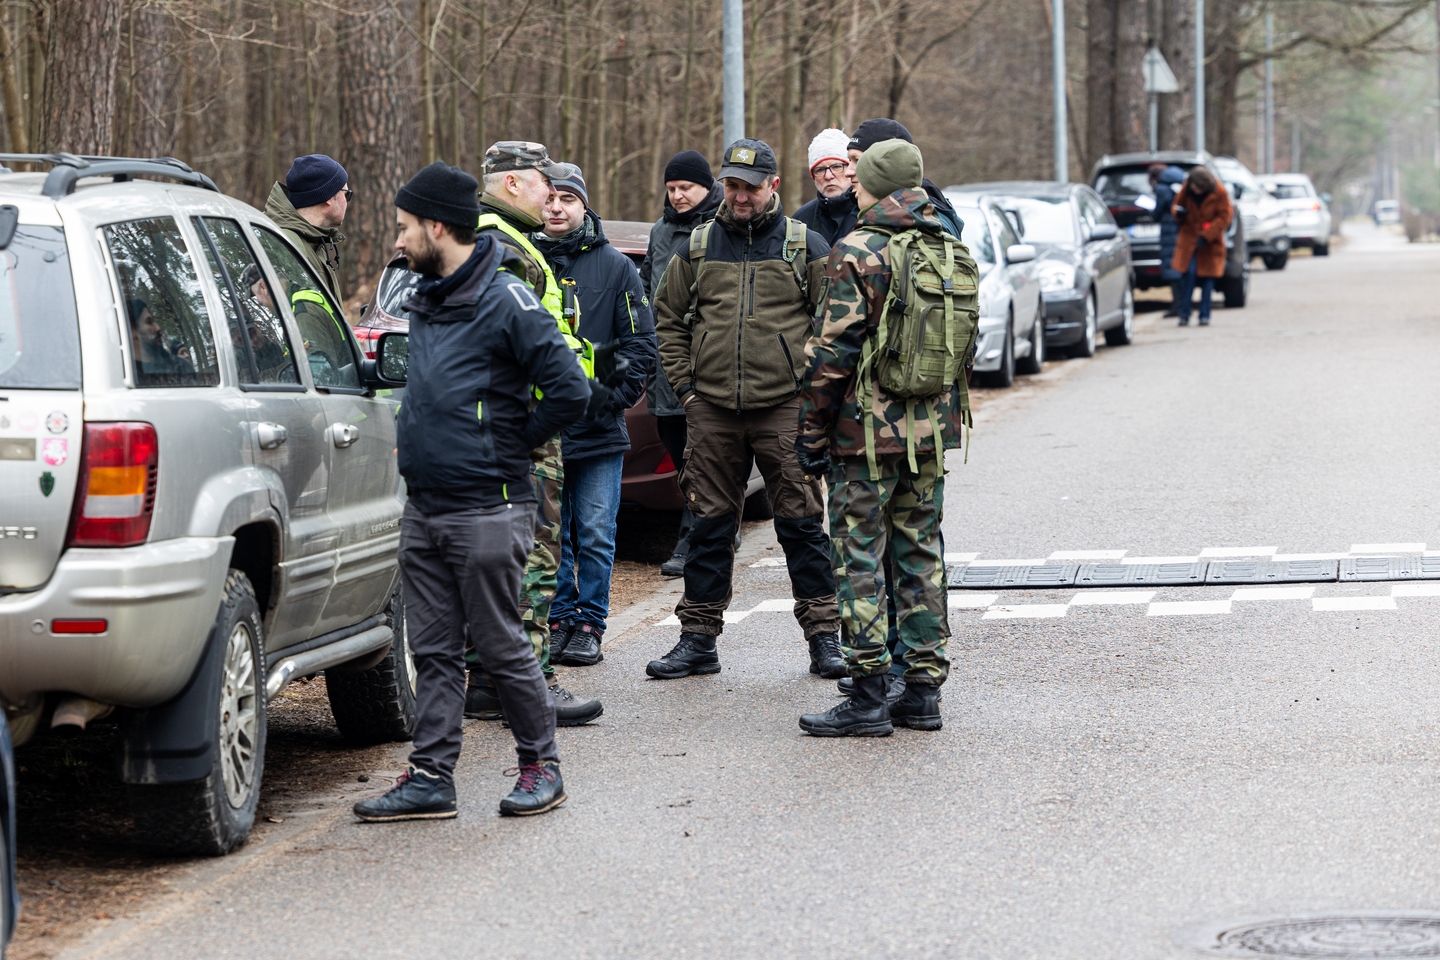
left=0, top=536, right=233, bottom=710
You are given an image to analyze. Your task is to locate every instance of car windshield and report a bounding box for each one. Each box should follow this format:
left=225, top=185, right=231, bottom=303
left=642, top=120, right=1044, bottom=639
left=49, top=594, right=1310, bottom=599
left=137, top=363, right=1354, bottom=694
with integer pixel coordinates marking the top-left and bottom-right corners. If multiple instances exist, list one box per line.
left=1215, top=159, right=1262, bottom=195
left=1001, top=196, right=1076, bottom=244
left=1267, top=183, right=1312, bottom=200
left=955, top=207, right=994, bottom=264
left=375, top=263, right=420, bottom=321
left=0, top=225, right=81, bottom=390
left=1094, top=168, right=1155, bottom=204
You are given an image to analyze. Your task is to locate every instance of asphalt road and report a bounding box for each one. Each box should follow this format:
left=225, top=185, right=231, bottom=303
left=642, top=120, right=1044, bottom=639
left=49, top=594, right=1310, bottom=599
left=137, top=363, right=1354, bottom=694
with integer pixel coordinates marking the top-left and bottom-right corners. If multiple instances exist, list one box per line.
left=68, top=224, right=1440, bottom=960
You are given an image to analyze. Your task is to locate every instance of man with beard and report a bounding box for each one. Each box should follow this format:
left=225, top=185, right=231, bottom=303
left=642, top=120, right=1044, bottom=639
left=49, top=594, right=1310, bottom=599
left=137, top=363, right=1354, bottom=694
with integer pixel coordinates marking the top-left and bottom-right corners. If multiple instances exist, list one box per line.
left=846, top=119, right=965, bottom=241
left=265, top=154, right=349, bottom=302
left=649, top=138, right=843, bottom=682
left=127, top=299, right=196, bottom=384
left=793, top=128, right=858, bottom=247
left=353, top=162, right=589, bottom=822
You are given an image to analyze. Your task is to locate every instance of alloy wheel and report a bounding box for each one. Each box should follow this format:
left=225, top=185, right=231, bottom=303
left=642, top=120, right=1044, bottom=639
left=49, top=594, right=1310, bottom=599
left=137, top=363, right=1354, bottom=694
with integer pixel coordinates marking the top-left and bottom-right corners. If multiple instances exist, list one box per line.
left=219, top=622, right=260, bottom=808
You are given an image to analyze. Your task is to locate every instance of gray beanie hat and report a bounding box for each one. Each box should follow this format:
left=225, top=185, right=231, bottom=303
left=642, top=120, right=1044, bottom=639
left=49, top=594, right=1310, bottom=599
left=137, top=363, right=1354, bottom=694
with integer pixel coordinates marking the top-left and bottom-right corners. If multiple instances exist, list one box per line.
left=856, top=139, right=923, bottom=202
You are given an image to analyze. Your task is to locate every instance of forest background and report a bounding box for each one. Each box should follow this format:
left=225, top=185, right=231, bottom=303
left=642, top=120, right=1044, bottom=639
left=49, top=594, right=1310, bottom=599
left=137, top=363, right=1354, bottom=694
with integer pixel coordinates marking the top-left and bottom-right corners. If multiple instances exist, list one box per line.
left=1, top=0, right=1436, bottom=305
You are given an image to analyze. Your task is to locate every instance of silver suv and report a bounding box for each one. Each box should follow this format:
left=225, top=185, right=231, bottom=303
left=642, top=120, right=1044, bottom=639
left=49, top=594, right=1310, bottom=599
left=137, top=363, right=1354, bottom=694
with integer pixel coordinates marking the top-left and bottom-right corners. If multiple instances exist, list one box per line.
left=0, top=155, right=412, bottom=855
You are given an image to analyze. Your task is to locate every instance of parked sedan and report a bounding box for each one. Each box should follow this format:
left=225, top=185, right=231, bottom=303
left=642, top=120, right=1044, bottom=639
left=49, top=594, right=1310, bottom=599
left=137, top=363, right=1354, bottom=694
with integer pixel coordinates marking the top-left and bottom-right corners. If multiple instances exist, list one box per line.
left=945, top=194, right=1043, bottom=387
left=1259, top=173, right=1332, bottom=255
left=950, top=181, right=1133, bottom=357
left=1213, top=155, right=1291, bottom=270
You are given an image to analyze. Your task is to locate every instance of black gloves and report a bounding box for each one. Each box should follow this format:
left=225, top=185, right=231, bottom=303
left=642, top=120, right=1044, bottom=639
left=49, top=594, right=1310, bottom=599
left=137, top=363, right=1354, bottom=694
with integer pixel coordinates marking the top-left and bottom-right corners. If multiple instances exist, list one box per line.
left=584, top=344, right=631, bottom=422
left=795, top=443, right=831, bottom=480
left=585, top=379, right=616, bottom=421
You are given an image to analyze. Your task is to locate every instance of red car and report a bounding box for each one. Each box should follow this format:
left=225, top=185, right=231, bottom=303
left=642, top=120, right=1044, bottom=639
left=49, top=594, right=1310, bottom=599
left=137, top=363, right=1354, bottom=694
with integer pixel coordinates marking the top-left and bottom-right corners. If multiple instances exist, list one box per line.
left=354, top=220, right=683, bottom=511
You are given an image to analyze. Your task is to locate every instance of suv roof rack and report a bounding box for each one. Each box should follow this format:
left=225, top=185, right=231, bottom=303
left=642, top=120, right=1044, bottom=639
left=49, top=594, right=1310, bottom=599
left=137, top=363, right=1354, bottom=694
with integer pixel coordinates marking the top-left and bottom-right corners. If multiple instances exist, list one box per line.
left=0, top=153, right=219, bottom=199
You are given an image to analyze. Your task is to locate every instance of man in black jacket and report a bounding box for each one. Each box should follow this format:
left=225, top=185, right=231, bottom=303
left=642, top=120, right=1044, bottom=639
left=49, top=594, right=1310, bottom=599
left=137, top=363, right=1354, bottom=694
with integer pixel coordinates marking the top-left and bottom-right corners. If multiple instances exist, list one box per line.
left=793, top=127, right=859, bottom=247
left=353, top=163, right=588, bottom=823
left=534, top=163, right=657, bottom=667
left=846, top=118, right=964, bottom=240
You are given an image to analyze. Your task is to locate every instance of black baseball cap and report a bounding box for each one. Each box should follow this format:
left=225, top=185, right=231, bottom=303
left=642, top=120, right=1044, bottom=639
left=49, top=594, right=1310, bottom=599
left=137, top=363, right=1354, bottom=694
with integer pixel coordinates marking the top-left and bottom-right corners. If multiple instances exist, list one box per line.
left=719, top=139, right=778, bottom=185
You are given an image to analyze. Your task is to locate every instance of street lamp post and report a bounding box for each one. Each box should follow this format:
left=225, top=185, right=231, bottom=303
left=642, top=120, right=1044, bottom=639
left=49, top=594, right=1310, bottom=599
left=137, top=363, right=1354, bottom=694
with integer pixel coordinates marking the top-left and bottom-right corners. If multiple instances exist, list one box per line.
left=1264, top=12, right=1275, bottom=174
left=1052, top=0, right=1067, bottom=182
left=723, top=0, right=745, bottom=145
left=1195, top=0, right=1206, bottom=153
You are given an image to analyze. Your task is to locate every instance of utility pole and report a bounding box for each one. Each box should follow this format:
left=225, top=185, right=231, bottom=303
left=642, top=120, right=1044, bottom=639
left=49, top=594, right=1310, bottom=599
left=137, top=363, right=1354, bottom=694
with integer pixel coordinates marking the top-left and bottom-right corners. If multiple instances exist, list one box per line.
left=723, top=0, right=745, bottom=145
left=1052, top=0, right=1067, bottom=182
left=1195, top=0, right=1206, bottom=154
left=1264, top=12, right=1275, bottom=174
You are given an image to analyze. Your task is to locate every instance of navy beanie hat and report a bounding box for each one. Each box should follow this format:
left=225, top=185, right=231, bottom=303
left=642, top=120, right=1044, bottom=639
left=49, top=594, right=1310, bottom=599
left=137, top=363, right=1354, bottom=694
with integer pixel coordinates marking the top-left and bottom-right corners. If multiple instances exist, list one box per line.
left=848, top=118, right=914, bottom=153
left=394, top=161, right=481, bottom=228
left=285, top=154, right=349, bottom=209
left=664, top=150, right=714, bottom=189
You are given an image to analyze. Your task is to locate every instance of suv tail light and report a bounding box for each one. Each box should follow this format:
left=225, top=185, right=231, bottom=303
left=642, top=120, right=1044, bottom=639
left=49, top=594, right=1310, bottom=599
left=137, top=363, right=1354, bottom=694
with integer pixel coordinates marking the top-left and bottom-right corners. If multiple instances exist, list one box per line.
left=353, top=326, right=380, bottom=359
left=67, top=422, right=158, bottom=547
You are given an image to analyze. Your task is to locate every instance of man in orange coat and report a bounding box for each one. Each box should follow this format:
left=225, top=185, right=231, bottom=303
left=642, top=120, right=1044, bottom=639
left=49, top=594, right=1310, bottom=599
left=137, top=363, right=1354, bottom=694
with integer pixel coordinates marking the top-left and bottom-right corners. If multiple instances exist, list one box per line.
left=1170, top=167, right=1233, bottom=326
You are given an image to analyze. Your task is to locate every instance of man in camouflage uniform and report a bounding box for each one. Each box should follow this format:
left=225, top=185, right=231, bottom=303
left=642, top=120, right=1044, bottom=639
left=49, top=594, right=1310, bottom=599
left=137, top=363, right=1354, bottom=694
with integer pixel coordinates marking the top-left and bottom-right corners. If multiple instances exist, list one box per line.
left=795, top=139, right=964, bottom=737
left=463, top=142, right=611, bottom=727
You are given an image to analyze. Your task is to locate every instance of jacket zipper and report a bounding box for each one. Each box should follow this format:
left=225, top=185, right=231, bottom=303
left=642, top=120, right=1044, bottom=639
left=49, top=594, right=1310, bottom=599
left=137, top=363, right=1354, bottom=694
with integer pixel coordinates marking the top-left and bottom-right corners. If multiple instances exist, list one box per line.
left=736, top=221, right=752, bottom=413
left=777, top=333, right=800, bottom=392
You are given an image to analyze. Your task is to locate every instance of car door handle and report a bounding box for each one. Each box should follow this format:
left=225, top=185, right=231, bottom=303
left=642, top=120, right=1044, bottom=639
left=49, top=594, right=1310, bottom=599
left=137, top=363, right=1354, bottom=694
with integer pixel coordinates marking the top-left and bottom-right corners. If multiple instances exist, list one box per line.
left=331, top=423, right=360, bottom=448
left=256, top=422, right=288, bottom=450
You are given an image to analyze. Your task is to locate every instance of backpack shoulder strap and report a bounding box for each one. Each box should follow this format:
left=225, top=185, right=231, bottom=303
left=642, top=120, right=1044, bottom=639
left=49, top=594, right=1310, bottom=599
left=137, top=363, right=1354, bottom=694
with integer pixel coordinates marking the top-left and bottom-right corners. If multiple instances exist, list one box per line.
left=682, top=221, right=714, bottom=327
left=782, top=217, right=809, bottom=298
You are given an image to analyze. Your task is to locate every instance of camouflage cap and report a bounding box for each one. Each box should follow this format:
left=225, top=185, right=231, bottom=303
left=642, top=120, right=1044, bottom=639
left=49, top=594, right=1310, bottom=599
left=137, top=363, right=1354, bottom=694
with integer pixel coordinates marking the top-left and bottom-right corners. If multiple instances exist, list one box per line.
left=483, top=140, right=559, bottom=175
left=719, top=138, right=778, bottom=185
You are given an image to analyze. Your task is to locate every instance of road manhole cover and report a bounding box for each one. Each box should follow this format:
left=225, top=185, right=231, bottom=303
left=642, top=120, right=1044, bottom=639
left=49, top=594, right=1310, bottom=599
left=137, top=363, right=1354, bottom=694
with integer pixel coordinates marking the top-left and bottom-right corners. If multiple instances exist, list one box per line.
left=1176, top=912, right=1440, bottom=958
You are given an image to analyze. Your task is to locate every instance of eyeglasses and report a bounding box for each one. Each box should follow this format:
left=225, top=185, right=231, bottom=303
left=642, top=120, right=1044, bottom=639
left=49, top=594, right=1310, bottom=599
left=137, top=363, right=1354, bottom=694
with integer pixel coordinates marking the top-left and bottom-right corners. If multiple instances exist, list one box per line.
left=341, top=187, right=354, bottom=200
left=813, top=162, right=850, bottom=179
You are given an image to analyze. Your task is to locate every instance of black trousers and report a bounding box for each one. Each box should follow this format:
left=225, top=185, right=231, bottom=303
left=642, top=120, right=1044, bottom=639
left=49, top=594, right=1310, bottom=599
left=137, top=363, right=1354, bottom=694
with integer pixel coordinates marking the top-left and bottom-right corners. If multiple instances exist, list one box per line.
left=400, top=501, right=558, bottom=780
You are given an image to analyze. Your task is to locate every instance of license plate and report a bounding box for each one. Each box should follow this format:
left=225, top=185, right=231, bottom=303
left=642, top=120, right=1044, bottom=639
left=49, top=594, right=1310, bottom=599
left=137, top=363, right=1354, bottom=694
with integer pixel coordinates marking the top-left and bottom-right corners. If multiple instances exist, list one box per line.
left=1128, top=223, right=1160, bottom=240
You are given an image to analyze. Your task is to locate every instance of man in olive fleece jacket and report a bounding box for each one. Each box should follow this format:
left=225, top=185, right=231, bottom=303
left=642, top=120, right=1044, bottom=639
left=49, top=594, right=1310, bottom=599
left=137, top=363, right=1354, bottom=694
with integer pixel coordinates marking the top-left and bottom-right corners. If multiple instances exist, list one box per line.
left=648, top=138, right=843, bottom=683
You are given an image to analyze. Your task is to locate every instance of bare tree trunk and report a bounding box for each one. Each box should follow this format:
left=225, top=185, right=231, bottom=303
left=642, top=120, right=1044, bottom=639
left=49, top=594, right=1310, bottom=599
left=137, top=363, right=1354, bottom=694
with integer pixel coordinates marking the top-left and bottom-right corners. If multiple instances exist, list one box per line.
left=473, top=1, right=487, bottom=160
left=559, top=0, right=574, bottom=160
left=1113, top=0, right=1148, bottom=153
left=781, top=0, right=803, bottom=213
left=419, top=0, right=436, bottom=164
left=0, top=12, right=29, bottom=152
left=826, top=0, right=843, bottom=127
left=1084, top=0, right=1117, bottom=171
left=27, top=3, right=49, bottom=152
left=1209, top=0, right=1241, bottom=156
left=1158, top=0, right=1194, bottom=151
left=42, top=0, right=122, bottom=154
left=886, top=0, right=909, bottom=117
left=131, top=2, right=173, bottom=158
left=340, top=0, right=418, bottom=300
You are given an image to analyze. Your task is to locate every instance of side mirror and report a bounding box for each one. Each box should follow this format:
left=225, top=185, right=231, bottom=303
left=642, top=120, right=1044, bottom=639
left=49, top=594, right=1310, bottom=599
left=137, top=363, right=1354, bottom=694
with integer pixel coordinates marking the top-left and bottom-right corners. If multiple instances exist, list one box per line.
left=1231, top=183, right=1244, bottom=199
left=363, top=331, right=409, bottom=387
left=1087, top=223, right=1118, bottom=241
left=1320, top=192, right=1332, bottom=205
left=1005, top=243, right=1036, bottom=263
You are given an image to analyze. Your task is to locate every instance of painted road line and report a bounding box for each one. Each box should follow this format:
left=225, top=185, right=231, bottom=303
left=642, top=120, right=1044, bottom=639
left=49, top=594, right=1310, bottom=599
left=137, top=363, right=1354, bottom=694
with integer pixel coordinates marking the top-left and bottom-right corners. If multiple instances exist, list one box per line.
left=1273, top=553, right=1351, bottom=561
left=1147, top=600, right=1233, bottom=616
left=1048, top=550, right=1127, bottom=561
left=982, top=604, right=1070, bottom=620
left=1122, top=556, right=1200, bottom=564
left=751, top=599, right=794, bottom=611
left=969, top=558, right=1050, bottom=566
left=1199, top=546, right=1278, bottom=558
left=1392, top=583, right=1440, bottom=597
left=949, top=593, right=1000, bottom=609
left=656, top=609, right=754, bottom=627
left=1231, top=586, right=1316, bottom=601
left=1312, top=596, right=1397, bottom=612
left=750, top=558, right=787, bottom=567
left=1351, top=542, right=1425, bottom=554
left=944, top=552, right=980, bottom=563
left=1069, top=590, right=1155, bottom=606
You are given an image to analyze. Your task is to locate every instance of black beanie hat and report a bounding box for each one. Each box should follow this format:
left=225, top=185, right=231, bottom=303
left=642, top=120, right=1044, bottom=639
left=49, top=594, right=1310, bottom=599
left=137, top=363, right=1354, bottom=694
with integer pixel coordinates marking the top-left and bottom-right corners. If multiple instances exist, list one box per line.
left=285, top=154, right=349, bottom=209
left=394, top=161, right=481, bottom=228
left=848, top=118, right=914, bottom=153
left=664, top=150, right=714, bottom=189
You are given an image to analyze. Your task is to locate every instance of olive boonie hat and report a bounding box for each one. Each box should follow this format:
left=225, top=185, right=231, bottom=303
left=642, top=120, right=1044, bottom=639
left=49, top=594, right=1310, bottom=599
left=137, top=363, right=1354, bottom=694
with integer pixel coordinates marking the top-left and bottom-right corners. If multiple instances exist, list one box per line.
left=482, top=140, right=561, bottom=176
left=719, top=138, right=778, bottom=186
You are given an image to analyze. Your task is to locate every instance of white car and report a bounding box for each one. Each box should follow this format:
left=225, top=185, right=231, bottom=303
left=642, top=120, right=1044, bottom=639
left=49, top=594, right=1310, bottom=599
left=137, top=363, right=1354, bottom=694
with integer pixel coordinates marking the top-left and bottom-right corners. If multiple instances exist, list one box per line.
left=1213, top=156, right=1292, bottom=270
left=1374, top=200, right=1401, bottom=225
left=946, top=195, right=1044, bottom=388
left=1259, top=173, right=1332, bottom=256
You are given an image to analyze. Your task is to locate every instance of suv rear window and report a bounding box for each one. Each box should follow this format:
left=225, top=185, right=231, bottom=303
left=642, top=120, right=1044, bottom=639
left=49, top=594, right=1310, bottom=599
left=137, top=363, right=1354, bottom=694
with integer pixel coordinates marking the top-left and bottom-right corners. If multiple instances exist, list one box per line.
left=1094, top=167, right=1156, bottom=205
left=0, top=225, right=81, bottom=389
left=1269, top=183, right=1311, bottom=200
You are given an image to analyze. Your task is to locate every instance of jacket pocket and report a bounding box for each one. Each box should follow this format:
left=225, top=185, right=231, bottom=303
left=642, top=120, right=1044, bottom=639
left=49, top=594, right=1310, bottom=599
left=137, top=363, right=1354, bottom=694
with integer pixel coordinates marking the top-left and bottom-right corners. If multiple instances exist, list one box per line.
left=690, top=329, right=710, bottom=382
left=776, top=333, right=801, bottom=391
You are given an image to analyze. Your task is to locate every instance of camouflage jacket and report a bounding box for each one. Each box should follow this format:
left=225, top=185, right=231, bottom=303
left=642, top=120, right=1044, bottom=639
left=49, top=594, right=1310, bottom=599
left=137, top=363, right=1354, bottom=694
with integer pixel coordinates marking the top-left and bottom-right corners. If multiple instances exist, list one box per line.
left=797, top=187, right=965, bottom=459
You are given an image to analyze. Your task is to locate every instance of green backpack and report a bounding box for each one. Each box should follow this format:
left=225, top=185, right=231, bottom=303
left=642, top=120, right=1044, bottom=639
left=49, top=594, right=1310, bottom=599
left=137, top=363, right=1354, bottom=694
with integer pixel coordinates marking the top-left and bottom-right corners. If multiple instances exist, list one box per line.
left=855, top=227, right=979, bottom=478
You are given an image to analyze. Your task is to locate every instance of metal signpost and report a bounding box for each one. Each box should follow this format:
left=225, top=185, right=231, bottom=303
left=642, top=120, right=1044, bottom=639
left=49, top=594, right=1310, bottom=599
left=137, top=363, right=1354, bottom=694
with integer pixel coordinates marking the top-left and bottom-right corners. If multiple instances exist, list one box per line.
left=1053, top=0, right=1067, bottom=182
left=1264, top=12, right=1275, bottom=174
left=723, top=0, right=745, bottom=145
left=1144, top=46, right=1180, bottom=153
left=1195, top=0, right=1206, bottom=153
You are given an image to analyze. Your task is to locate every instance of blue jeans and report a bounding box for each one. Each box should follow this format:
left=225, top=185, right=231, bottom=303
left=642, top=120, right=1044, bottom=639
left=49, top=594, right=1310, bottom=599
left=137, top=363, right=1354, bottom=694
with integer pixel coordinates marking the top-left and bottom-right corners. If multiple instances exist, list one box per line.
left=550, top=453, right=624, bottom=630
left=1176, top=252, right=1215, bottom=321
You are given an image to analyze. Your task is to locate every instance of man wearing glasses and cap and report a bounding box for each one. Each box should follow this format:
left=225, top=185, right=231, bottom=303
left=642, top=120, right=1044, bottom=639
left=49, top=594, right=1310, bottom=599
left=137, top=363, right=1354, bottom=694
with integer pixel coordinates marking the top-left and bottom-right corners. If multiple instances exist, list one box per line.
left=649, top=138, right=843, bottom=683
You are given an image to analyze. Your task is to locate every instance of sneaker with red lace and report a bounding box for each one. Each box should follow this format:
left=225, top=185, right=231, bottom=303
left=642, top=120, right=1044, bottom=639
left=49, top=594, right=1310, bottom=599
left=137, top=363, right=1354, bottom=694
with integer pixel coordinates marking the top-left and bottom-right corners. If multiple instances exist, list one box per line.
left=353, top=765, right=457, bottom=822
left=498, top=762, right=566, bottom=816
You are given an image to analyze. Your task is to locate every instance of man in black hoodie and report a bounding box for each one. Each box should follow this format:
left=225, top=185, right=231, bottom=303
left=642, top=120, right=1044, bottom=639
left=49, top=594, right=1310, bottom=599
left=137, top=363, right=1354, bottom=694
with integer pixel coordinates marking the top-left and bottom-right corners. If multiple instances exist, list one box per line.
left=352, top=163, right=588, bottom=823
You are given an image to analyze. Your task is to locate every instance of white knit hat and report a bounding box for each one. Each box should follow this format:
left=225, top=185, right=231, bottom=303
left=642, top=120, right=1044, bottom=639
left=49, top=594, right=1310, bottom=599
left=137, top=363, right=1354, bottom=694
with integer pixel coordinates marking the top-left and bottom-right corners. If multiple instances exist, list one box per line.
left=807, top=128, right=851, bottom=172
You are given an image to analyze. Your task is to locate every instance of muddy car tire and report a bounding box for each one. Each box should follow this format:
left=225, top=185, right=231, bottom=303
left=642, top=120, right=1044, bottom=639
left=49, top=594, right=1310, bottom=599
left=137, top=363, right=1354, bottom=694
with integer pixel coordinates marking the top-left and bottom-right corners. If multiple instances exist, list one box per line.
left=326, top=585, right=416, bottom=745
left=128, top=570, right=267, bottom=857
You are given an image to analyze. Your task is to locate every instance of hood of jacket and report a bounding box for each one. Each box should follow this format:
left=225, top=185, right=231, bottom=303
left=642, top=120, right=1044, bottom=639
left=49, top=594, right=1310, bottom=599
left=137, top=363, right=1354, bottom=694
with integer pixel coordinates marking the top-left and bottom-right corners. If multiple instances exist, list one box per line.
left=265, top=181, right=344, bottom=244
left=663, top=182, right=724, bottom=227
left=401, top=234, right=519, bottom=323
left=857, top=187, right=942, bottom=233
left=715, top=192, right=783, bottom=235
left=532, top=207, right=608, bottom=261
left=1159, top=166, right=1186, bottom=186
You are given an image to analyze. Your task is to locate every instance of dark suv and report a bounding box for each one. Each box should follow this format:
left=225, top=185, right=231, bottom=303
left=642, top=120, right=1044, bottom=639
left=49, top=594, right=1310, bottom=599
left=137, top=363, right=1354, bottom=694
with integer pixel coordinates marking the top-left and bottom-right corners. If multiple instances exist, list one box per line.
left=1091, top=151, right=1249, bottom=309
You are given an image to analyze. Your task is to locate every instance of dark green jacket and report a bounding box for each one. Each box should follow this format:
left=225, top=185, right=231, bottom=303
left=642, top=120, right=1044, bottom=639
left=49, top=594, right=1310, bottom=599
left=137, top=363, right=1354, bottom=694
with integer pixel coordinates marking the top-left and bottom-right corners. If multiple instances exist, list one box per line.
left=264, top=182, right=344, bottom=303
left=654, top=195, right=829, bottom=412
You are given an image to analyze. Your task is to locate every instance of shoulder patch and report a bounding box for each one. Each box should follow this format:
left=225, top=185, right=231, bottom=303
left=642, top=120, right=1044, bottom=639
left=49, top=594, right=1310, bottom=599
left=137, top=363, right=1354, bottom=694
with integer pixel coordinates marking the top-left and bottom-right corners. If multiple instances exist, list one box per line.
left=505, top=280, right=543, bottom=312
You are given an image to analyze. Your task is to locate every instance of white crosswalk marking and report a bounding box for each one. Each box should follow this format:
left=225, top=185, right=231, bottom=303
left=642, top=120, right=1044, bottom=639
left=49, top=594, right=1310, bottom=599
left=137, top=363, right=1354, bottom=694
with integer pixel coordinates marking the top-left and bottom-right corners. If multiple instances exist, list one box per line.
left=1313, top=596, right=1396, bottom=611
left=983, top=604, right=1069, bottom=620
left=943, top=552, right=980, bottom=563
left=1392, top=583, right=1440, bottom=597
left=1147, top=600, right=1233, bottom=616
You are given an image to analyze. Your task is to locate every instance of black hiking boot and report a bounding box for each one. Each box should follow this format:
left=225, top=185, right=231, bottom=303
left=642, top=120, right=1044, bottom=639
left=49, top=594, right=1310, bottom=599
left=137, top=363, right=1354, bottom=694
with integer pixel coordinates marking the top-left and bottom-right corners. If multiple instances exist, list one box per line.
left=645, top=632, right=720, bottom=679
left=799, top=674, right=893, bottom=737
left=464, top=675, right=503, bottom=720
left=558, top=623, right=604, bottom=666
left=836, top=673, right=907, bottom=704
left=548, top=620, right=576, bottom=665
left=807, top=631, right=846, bottom=679
left=499, top=762, right=567, bottom=816
left=353, top=766, right=457, bottom=822
left=890, top=682, right=944, bottom=731
left=551, top=682, right=603, bottom=726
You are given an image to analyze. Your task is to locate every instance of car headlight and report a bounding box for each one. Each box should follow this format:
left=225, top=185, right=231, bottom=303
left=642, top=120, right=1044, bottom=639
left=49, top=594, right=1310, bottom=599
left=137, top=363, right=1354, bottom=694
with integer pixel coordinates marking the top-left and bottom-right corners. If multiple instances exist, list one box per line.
left=1036, top=262, right=1076, bottom=293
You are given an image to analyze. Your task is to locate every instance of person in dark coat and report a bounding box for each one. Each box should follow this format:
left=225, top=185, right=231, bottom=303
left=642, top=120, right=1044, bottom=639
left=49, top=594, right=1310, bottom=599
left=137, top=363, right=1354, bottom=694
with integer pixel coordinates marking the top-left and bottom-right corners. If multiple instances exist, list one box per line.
left=845, top=118, right=964, bottom=239
left=533, top=163, right=657, bottom=666
left=1171, top=166, right=1234, bottom=327
left=353, top=162, right=589, bottom=823
left=793, top=127, right=858, bottom=247
left=1149, top=164, right=1186, bottom=317
left=639, top=150, right=724, bottom=577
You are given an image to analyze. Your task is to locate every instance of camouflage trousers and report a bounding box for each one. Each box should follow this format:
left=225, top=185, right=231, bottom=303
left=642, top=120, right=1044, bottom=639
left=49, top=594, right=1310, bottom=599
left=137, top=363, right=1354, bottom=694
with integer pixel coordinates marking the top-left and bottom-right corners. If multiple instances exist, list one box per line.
left=467, top=437, right=562, bottom=680
left=828, top=452, right=949, bottom=685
